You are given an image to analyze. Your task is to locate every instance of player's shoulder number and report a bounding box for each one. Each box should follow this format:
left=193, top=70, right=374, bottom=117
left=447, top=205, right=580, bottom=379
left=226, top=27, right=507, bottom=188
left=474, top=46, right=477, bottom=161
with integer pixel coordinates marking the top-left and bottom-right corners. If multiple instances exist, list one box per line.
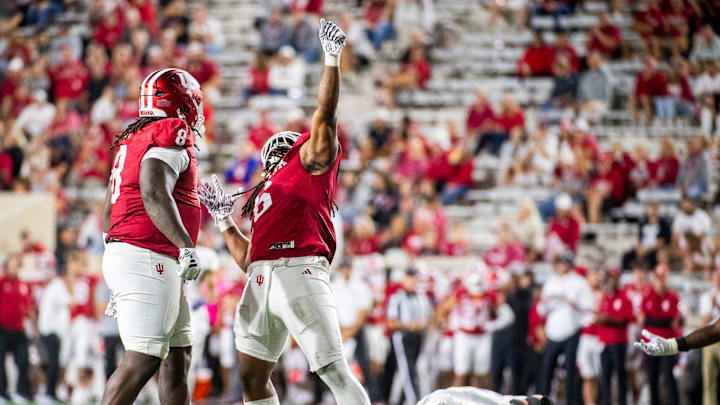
left=175, top=128, right=187, bottom=146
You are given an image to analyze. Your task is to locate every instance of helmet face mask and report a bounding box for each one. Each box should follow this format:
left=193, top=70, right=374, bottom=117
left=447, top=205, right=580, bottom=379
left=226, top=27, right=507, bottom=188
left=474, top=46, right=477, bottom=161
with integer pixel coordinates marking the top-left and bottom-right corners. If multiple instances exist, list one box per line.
left=138, top=68, right=205, bottom=136
left=261, top=131, right=301, bottom=171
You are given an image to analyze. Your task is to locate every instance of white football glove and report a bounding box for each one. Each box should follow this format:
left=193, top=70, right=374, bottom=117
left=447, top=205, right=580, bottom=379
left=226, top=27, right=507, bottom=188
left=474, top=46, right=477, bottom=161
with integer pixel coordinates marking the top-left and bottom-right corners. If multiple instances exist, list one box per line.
left=198, top=174, right=240, bottom=231
left=178, top=247, right=201, bottom=282
left=319, top=18, right=346, bottom=66
left=634, top=329, right=679, bottom=356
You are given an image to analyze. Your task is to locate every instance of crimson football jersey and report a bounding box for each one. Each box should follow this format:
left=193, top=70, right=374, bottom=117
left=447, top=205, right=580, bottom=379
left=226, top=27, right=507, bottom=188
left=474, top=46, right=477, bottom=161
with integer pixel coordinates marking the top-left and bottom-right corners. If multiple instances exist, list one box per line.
left=453, top=289, right=496, bottom=335
left=250, top=132, right=341, bottom=262
left=70, top=275, right=98, bottom=320
left=107, top=118, right=201, bottom=258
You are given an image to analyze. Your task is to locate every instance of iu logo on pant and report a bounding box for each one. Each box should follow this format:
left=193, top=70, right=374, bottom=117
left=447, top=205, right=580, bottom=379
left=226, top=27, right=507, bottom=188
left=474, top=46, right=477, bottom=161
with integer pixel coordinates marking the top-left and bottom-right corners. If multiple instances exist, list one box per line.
left=155, top=264, right=164, bottom=275
left=256, top=275, right=264, bottom=286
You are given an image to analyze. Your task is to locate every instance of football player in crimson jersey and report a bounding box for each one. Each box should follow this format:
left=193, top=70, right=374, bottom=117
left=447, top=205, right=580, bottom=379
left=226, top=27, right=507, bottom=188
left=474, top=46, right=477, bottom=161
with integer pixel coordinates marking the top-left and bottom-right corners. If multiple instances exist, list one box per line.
left=199, top=20, right=370, bottom=405
left=435, top=272, right=515, bottom=389
left=100, top=68, right=204, bottom=405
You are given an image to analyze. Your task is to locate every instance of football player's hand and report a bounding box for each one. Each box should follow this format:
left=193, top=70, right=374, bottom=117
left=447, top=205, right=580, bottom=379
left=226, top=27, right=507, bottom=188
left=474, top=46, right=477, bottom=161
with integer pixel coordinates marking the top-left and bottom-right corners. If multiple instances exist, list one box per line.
left=634, top=329, right=678, bottom=356
left=318, top=18, right=346, bottom=55
left=178, top=247, right=201, bottom=282
left=198, top=174, right=240, bottom=229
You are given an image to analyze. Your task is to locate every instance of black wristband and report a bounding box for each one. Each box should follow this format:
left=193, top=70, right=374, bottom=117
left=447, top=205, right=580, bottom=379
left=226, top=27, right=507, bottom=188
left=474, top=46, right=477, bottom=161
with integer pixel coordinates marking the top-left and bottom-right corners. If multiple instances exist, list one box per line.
left=676, top=337, right=689, bottom=352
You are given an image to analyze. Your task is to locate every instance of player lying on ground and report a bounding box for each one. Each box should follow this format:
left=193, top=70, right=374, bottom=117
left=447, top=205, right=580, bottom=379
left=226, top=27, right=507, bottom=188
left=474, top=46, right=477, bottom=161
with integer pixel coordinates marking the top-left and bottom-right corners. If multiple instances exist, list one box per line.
left=199, top=19, right=370, bottom=405
left=419, top=387, right=556, bottom=405
left=635, top=321, right=720, bottom=356
left=101, top=68, right=204, bottom=405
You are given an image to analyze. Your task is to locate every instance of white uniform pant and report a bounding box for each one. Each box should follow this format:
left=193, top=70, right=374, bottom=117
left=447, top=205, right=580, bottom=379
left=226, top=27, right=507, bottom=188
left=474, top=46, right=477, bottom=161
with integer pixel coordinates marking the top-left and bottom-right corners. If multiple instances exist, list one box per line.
left=234, top=256, right=345, bottom=372
left=102, top=242, right=192, bottom=359
left=453, top=331, right=492, bottom=376
left=577, top=333, right=604, bottom=379
left=364, top=324, right=389, bottom=364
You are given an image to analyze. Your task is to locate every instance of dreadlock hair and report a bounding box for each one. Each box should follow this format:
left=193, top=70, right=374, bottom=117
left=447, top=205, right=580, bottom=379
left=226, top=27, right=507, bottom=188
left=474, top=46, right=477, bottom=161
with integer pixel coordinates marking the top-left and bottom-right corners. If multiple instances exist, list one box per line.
left=110, top=117, right=164, bottom=152
left=240, top=146, right=291, bottom=219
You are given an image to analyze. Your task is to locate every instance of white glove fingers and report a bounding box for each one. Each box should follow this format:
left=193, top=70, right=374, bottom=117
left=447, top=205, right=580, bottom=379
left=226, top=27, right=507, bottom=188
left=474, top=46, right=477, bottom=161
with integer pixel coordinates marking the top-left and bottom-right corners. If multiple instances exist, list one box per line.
left=200, top=179, right=215, bottom=200
left=320, top=19, right=329, bottom=37
left=211, top=174, right=224, bottom=196
left=635, top=341, right=652, bottom=355
left=641, top=329, right=660, bottom=341
left=198, top=194, right=211, bottom=207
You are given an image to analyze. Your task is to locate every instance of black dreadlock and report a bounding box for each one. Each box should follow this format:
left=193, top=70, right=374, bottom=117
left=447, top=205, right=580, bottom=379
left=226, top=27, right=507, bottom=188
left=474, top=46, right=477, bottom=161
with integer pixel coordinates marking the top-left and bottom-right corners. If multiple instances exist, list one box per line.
left=240, top=147, right=290, bottom=219
left=110, top=117, right=164, bottom=152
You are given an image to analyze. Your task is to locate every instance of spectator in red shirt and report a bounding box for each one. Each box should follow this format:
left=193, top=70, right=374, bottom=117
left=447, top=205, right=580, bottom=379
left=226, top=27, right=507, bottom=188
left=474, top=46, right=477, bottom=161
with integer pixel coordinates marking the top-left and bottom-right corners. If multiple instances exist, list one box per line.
left=49, top=44, right=90, bottom=102
left=0, top=136, right=15, bottom=190
left=395, top=135, right=430, bottom=180
left=587, top=153, right=626, bottom=223
left=0, top=57, right=22, bottom=102
left=477, top=95, right=525, bottom=155
left=662, top=0, right=693, bottom=56
left=185, top=42, right=220, bottom=88
left=466, top=91, right=496, bottom=137
left=596, top=268, right=634, bottom=405
left=633, top=56, right=669, bottom=124
left=587, top=13, right=622, bottom=59
left=633, top=0, right=664, bottom=56
left=652, top=138, right=679, bottom=187
left=131, top=0, right=159, bottom=37
left=547, top=193, right=581, bottom=252
left=245, top=52, right=271, bottom=99
left=627, top=145, right=656, bottom=192
left=495, top=95, right=526, bottom=133
left=517, top=31, right=553, bottom=77
left=20, top=230, right=45, bottom=253
left=484, top=224, right=525, bottom=272
left=443, top=223, right=469, bottom=257
left=437, top=142, right=474, bottom=204
left=551, top=31, right=579, bottom=72
left=246, top=109, right=276, bottom=150
left=665, top=59, right=695, bottom=120
left=640, top=264, right=680, bottom=405
left=93, top=8, right=125, bottom=50
left=364, top=0, right=395, bottom=50
left=290, top=0, right=324, bottom=15
left=0, top=58, right=27, bottom=119
left=71, top=124, right=111, bottom=185
left=348, top=215, right=382, bottom=255
left=383, top=46, right=431, bottom=108
left=0, top=253, right=33, bottom=401
left=527, top=293, right=547, bottom=354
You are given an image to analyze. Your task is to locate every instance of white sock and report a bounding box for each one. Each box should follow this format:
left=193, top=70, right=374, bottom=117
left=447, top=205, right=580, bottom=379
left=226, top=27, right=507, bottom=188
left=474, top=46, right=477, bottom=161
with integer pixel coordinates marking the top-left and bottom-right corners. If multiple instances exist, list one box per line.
left=316, top=359, right=370, bottom=405
left=245, top=395, right=280, bottom=405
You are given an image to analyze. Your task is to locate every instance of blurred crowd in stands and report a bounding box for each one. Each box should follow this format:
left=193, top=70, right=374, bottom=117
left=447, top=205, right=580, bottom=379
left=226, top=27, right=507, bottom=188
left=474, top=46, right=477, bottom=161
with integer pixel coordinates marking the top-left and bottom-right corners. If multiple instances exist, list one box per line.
left=1, top=0, right=720, bottom=404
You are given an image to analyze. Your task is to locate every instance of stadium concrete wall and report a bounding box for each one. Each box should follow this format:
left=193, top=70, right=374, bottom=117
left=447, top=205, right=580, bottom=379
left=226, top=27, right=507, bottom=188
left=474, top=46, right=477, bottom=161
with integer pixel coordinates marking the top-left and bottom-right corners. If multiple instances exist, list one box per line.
left=0, top=192, right=56, bottom=254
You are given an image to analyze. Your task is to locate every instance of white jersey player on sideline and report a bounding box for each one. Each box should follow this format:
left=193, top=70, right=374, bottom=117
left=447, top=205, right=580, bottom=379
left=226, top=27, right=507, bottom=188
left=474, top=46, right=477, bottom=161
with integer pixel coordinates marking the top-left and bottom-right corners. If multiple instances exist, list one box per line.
left=419, top=387, right=556, bottom=405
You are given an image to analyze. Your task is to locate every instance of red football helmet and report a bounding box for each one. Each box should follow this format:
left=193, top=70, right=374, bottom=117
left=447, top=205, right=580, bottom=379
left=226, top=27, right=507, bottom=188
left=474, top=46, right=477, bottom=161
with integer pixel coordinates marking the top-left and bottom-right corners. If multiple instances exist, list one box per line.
left=138, top=68, right=205, bottom=136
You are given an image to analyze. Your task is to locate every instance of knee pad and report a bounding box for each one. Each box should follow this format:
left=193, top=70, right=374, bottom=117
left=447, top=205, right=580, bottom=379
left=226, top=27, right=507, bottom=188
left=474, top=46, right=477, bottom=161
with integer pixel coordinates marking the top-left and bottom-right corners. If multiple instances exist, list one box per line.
left=316, top=359, right=370, bottom=405
left=316, top=359, right=354, bottom=388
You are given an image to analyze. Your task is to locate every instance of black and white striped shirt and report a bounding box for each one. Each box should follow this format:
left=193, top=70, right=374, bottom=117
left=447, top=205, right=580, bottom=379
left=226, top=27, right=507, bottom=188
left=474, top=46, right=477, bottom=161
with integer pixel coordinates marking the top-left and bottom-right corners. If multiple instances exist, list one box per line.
left=387, top=289, right=432, bottom=326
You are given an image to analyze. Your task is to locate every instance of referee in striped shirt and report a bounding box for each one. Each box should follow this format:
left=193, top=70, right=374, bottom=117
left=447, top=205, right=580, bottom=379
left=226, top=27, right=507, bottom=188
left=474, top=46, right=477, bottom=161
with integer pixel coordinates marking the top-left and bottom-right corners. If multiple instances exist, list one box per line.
left=383, top=268, right=433, bottom=404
